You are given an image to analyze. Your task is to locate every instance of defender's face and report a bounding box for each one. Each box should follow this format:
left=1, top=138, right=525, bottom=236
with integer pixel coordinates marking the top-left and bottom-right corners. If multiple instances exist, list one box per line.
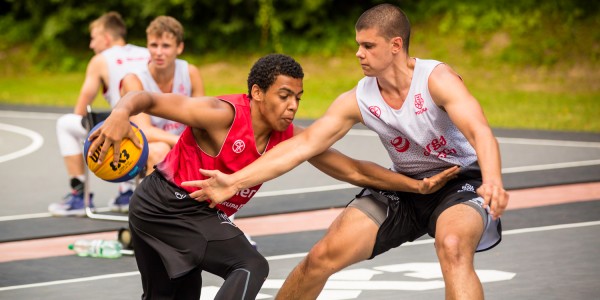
left=147, top=32, right=183, bottom=69
left=89, top=27, right=110, bottom=54
left=355, top=28, right=394, bottom=77
left=255, top=75, right=303, bottom=132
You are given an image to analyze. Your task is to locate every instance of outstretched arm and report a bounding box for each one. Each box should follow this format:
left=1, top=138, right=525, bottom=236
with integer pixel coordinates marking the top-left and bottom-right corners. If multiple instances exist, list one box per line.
left=308, top=147, right=460, bottom=194
left=87, top=91, right=233, bottom=166
left=183, top=89, right=362, bottom=206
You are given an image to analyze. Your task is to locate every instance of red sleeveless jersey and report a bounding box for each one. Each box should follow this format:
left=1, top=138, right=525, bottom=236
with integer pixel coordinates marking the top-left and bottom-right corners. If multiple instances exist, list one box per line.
left=155, top=94, right=294, bottom=216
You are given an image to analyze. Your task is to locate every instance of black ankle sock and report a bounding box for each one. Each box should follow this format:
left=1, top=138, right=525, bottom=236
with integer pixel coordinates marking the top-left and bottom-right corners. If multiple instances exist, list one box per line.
left=70, top=178, right=84, bottom=194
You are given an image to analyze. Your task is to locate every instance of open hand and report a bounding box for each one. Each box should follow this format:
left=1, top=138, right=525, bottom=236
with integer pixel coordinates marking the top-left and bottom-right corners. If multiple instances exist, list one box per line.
left=87, top=115, right=141, bottom=166
left=182, top=169, right=238, bottom=208
left=418, top=166, right=460, bottom=194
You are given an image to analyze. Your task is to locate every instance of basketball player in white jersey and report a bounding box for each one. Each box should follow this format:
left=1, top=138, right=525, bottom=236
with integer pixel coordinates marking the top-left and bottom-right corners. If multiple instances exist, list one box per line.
left=187, top=4, right=509, bottom=299
left=50, top=12, right=149, bottom=216
left=115, top=16, right=205, bottom=213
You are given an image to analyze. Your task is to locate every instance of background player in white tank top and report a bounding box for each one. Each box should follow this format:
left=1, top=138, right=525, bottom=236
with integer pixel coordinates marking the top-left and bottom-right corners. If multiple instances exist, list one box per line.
left=116, top=16, right=205, bottom=213
left=50, top=12, right=149, bottom=216
left=188, top=4, right=509, bottom=299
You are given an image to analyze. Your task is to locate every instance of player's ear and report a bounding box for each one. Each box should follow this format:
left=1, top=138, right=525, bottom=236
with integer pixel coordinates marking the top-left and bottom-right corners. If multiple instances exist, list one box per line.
left=177, top=42, right=184, bottom=55
left=391, top=36, right=403, bottom=54
left=250, top=84, right=263, bottom=102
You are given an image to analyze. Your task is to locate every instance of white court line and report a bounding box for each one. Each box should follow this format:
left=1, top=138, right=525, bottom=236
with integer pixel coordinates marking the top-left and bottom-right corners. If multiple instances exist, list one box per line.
left=0, top=123, right=44, bottom=164
left=0, top=110, right=61, bottom=120
left=1, top=116, right=598, bottom=220
left=0, top=220, right=598, bottom=292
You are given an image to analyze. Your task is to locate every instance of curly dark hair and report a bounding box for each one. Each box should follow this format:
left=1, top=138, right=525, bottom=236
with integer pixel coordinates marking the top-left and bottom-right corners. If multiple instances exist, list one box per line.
left=247, top=54, right=304, bottom=98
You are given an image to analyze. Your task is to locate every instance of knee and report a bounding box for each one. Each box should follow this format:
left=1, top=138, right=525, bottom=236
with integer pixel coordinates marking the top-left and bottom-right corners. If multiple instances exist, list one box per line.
left=435, top=234, right=472, bottom=266
left=242, top=252, right=269, bottom=279
left=148, top=142, right=171, bottom=165
left=56, top=114, right=81, bottom=133
left=303, top=241, right=338, bottom=275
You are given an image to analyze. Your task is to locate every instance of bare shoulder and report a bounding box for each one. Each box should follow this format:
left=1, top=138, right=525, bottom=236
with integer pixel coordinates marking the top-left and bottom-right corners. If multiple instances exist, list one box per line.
left=325, top=86, right=361, bottom=122
left=428, top=63, right=471, bottom=106
left=88, top=53, right=107, bottom=71
left=188, top=63, right=202, bottom=76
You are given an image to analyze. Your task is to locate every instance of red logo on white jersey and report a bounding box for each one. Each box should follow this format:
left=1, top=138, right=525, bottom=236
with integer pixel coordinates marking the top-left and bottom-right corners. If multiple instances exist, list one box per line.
left=369, top=106, right=381, bottom=118
left=116, top=59, right=123, bottom=65
left=178, top=83, right=186, bottom=95
left=423, top=135, right=457, bottom=158
left=232, top=139, right=245, bottom=153
left=390, top=136, right=410, bottom=152
left=414, top=93, right=428, bottom=115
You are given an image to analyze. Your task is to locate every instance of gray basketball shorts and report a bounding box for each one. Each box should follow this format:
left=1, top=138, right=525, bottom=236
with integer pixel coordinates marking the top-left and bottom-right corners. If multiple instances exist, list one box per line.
left=348, top=176, right=502, bottom=259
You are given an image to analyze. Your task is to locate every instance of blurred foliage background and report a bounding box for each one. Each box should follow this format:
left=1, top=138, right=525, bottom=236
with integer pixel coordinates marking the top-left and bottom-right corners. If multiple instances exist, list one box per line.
left=0, top=0, right=599, bottom=131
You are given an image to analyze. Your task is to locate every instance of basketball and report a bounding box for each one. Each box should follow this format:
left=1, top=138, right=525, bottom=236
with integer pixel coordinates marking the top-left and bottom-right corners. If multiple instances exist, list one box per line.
left=83, top=121, right=149, bottom=182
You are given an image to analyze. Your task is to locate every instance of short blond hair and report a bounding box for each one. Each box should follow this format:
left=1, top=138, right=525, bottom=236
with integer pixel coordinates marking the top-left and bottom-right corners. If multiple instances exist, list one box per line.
left=90, top=11, right=127, bottom=40
left=146, top=16, right=184, bottom=45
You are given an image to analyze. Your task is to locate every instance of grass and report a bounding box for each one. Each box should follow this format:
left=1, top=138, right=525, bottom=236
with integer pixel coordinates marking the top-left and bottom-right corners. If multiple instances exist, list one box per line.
left=0, top=50, right=598, bottom=133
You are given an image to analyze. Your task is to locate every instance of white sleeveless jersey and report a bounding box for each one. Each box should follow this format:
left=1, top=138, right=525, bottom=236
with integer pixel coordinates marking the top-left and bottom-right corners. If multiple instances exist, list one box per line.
left=101, top=44, right=149, bottom=107
left=133, top=59, right=190, bottom=135
left=356, top=58, right=478, bottom=179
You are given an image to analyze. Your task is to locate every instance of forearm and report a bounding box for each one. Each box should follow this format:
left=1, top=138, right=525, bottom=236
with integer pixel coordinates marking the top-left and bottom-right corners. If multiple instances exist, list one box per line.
left=474, top=129, right=503, bottom=186
left=112, top=91, right=155, bottom=118
left=231, top=136, right=323, bottom=191
left=309, top=149, right=420, bottom=192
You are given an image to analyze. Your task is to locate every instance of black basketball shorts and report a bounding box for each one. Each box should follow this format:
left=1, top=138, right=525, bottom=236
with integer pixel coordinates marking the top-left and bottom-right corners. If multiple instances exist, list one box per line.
left=348, top=175, right=502, bottom=259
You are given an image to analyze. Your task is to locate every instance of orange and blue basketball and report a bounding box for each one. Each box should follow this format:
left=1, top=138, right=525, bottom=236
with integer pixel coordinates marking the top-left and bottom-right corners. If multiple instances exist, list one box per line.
left=83, top=121, right=148, bottom=182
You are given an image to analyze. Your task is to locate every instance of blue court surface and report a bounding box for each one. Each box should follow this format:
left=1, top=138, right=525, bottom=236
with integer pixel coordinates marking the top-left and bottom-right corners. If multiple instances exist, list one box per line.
left=0, top=106, right=599, bottom=299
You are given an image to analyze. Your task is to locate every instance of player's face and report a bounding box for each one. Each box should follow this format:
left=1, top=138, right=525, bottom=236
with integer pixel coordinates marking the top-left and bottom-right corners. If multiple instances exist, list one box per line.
left=147, top=33, right=183, bottom=70
left=89, top=27, right=110, bottom=54
left=256, top=75, right=303, bottom=132
left=355, top=28, right=395, bottom=77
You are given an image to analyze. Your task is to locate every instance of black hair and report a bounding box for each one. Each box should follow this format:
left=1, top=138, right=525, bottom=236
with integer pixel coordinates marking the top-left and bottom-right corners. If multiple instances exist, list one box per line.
left=247, top=54, right=304, bottom=98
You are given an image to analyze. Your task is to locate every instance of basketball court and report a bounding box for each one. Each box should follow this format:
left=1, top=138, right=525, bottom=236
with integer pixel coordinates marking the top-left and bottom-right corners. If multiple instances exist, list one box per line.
left=1, top=105, right=599, bottom=299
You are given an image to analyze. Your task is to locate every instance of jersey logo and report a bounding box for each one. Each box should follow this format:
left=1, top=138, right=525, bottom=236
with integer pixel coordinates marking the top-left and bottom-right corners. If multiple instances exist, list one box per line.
left=423, top=135, right=458, bottom=158
left=232, top=139, right=246, bottom=153
left=390, top=136, right=410, bottom=152
left=217, top=210, right=237, bottom=227
left=414, top=93, right=428, bottom=115
left=369, top=106, right=382, bottom=118
left=116, top=58, right=123, bottom=65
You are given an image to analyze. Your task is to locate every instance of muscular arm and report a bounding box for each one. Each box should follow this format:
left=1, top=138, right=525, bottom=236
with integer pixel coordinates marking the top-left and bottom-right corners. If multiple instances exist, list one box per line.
left=88, top=90, right=234, bottom=165
left=73, top=54, right=106, bottom=116
left=183, top=89, right=362, bottom=205
left=429, top=64, right=509, bottom=218
left=121, top=74, right=180, bottom=146
left=308, top=147, right=459, bottom=194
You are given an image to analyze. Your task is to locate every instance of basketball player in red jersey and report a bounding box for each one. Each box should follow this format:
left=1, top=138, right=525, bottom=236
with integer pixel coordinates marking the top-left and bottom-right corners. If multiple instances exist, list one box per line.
left=189, top=5, right=509, bottom=299
left=88, top=54, right=459, bottom=299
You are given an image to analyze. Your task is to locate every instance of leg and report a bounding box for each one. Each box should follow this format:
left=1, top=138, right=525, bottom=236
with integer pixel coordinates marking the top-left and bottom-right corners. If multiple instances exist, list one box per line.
left=130, top=225, right=195, bottom=299
left=435, top=204, right=485, bottom=300
left=201, top=234, right=269, bottom=300
left=49, top=114, right=91, bottom=216
left=56, top=113, right=87, bottom=178
left=276, top=206, right=378, bottom=300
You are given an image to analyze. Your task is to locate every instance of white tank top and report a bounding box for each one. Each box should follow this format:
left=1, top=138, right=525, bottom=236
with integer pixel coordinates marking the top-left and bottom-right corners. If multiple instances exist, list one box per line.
left=356, top=58, right=478, bottom=179
left=101, top=44, right=149, bottom=107
left=133, top=59, right=190, bottom=135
